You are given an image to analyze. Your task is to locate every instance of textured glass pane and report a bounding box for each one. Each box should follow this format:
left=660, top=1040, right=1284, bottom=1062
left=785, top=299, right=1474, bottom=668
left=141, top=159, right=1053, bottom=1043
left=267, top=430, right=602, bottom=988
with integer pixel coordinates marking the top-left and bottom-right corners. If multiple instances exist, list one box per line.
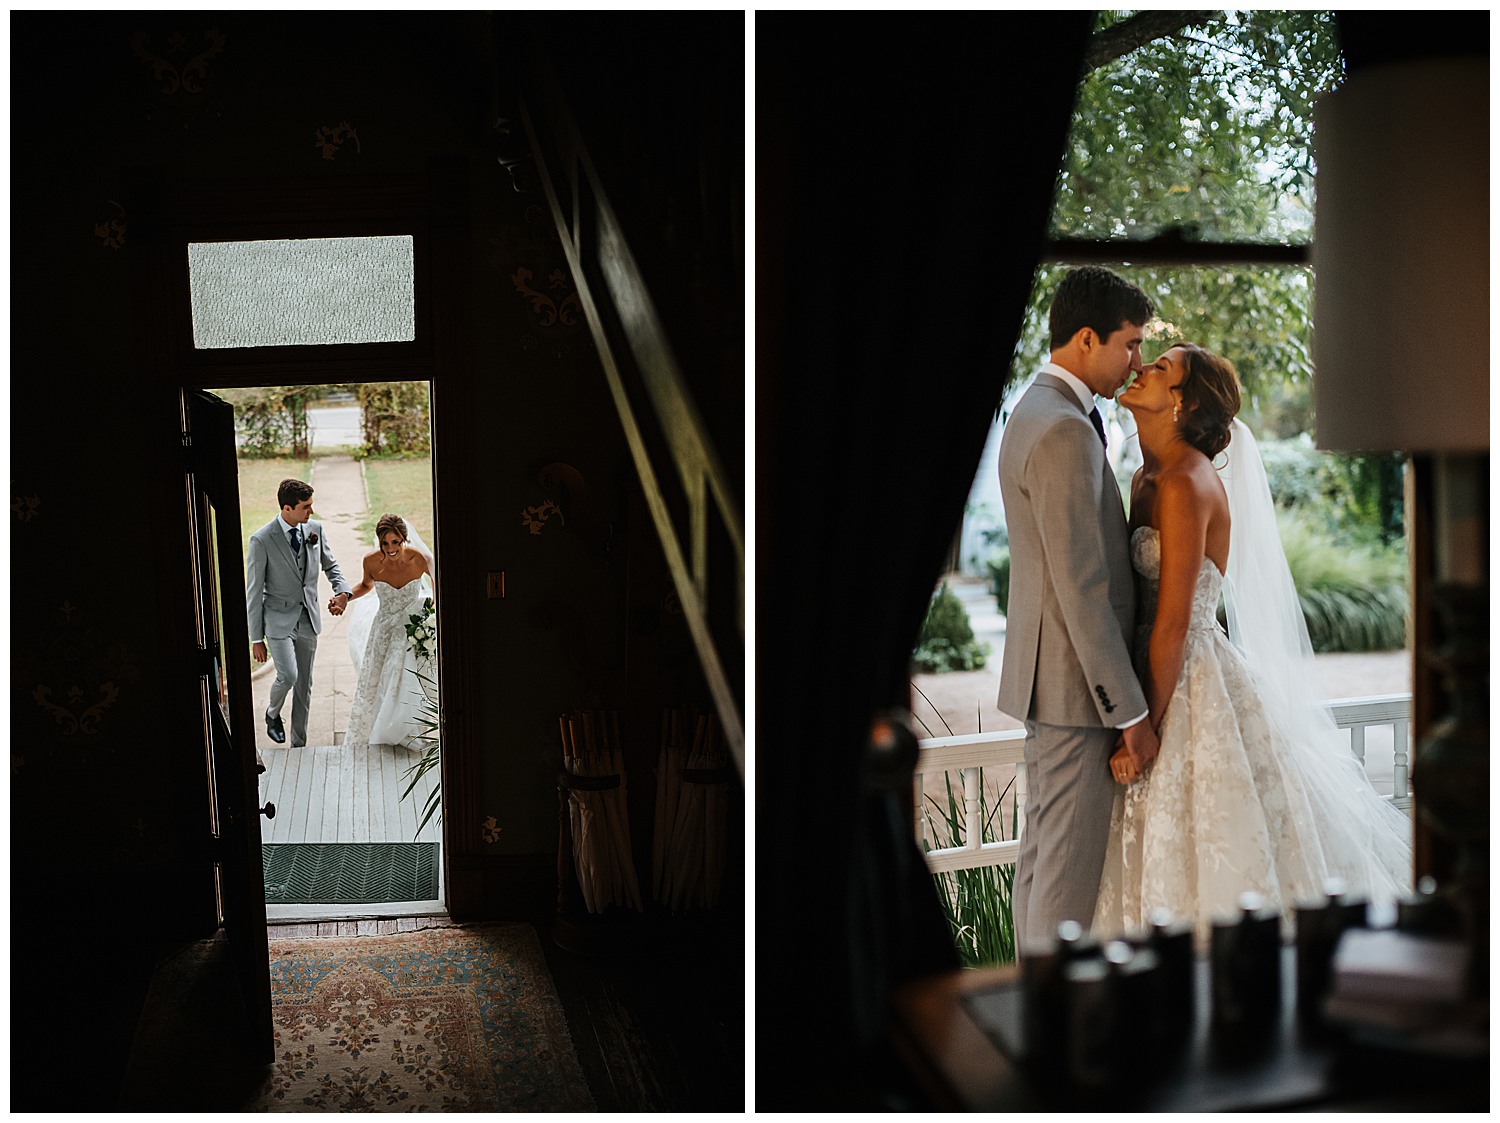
left=188, top=236, right=415, bottom=349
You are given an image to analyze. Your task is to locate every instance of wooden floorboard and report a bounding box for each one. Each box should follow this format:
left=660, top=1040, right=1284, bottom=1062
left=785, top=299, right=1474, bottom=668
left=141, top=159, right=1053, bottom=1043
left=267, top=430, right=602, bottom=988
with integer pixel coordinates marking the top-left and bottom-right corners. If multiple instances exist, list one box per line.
left=259, top=741, right=440, bottom=844
left=540, top=917, right=746, bottom=1111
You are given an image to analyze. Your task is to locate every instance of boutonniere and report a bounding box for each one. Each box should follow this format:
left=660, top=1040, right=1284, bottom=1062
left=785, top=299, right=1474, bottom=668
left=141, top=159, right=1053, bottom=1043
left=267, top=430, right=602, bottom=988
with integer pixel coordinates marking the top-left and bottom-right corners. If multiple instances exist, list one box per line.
left=306, top=532, right=319, bottom=546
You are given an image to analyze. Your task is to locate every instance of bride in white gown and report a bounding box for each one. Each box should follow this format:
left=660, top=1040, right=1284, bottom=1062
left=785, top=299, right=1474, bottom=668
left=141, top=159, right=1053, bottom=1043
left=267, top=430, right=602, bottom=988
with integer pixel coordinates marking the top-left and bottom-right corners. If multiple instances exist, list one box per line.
left=1092, top=343, right=1411, bottom=942
left=344, top=513, right=436, bottom=749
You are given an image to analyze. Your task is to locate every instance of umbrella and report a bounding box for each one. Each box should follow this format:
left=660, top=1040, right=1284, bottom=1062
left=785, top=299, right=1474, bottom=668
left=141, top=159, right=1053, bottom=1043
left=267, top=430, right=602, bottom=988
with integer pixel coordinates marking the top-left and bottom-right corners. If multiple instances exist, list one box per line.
left=652, top=709, right=672, bottom=898
left=559, top=715, right=597, bottom=913
left=653, top=706, right=728, bottom=912
left=559, top=709, right=642, bottom=914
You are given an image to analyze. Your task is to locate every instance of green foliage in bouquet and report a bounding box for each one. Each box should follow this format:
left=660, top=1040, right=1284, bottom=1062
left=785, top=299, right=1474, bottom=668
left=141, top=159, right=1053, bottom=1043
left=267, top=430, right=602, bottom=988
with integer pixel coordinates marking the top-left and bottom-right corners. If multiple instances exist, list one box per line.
left=404, top=597, right=436, bottom=660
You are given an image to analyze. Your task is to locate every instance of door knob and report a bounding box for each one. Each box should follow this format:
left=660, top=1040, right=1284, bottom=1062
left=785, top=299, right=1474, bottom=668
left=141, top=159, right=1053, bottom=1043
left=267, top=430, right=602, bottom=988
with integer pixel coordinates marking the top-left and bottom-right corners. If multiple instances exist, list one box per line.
left=260, top=801, right=276, bottom=819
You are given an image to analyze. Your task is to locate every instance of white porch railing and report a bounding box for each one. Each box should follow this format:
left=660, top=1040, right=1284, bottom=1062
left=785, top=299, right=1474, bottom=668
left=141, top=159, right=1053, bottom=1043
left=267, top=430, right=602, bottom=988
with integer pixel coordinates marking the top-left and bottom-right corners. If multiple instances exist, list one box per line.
left=916, top=693, right=1413, bottom=875
left=1331, top=694, right=1413, bottom=814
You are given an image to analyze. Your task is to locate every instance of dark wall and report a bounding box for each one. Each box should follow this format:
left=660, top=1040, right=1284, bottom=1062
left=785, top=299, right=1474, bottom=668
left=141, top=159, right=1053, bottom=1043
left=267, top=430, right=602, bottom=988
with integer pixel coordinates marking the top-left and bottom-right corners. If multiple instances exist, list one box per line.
left=10, top=11, right=741, bottom=1107
left=755, top=15, right=1092, bottom=1108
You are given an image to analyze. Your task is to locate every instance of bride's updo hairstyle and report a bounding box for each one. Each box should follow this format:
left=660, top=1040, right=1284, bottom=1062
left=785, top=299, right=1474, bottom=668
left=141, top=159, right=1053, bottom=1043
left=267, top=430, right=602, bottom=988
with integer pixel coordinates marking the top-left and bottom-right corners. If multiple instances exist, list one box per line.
left=376, top=513, right=408, bottom=542
left=1173, top=343, right=1242, bottom=460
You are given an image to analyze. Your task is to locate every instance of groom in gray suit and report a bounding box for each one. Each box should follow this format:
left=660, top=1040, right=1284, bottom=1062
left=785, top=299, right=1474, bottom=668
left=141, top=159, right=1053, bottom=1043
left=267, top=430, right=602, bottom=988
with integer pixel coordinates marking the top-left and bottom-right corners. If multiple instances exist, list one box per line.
left=247, top=478, right=352, bottom=748
left=998, top=266, right=1159, bottom=952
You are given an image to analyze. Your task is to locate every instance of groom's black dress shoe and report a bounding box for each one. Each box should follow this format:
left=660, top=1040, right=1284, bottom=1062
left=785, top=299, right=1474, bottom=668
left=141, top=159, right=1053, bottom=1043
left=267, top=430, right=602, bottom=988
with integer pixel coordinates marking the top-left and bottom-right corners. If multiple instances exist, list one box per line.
left=266, top=713, right=286, bottom=744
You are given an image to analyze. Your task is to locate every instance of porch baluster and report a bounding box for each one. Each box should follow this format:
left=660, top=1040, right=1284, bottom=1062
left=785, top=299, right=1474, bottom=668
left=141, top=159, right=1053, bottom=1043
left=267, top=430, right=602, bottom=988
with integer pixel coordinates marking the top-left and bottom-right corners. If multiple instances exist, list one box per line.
left=964, top=766, right=981, bottom=853
left=1392, top=718, right=1410, bottom=807
left=1015, top=762, right=1028, bottom=841
left=917, top=695, right=1414, bottom=879
left=914, top=772, right=926, bottom=848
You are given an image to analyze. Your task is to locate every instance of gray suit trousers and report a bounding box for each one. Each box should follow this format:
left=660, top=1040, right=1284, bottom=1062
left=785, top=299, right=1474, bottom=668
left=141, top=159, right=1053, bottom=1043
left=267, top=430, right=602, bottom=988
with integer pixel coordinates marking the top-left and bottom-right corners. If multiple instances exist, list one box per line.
left=266, top=609, right=318, bottom=747
left=1012, top=720, right=1118, bottom=951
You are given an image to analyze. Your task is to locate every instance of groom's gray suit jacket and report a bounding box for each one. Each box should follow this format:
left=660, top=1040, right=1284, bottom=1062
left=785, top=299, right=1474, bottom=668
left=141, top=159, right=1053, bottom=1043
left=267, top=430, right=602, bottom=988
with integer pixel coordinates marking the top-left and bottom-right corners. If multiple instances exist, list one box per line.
left=998, top=370, right=1148, bottom=947
left=997, top=372, right=1144, bottom=728
left=246, top=518, right=351, bottom=642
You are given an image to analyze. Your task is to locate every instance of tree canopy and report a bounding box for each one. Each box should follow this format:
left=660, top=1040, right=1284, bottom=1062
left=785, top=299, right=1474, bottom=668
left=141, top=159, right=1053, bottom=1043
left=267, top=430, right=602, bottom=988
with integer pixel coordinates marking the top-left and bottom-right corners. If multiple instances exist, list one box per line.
left=1058, top=9, right=1343, bottom=243
left=1013, top=10, right=1345, bottom=424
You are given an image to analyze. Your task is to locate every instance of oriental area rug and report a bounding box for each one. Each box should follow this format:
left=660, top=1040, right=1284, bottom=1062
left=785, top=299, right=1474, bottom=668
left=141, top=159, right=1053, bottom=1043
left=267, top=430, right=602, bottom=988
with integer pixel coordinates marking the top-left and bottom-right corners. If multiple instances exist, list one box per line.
left=252, top=924, right=595, bottom=1111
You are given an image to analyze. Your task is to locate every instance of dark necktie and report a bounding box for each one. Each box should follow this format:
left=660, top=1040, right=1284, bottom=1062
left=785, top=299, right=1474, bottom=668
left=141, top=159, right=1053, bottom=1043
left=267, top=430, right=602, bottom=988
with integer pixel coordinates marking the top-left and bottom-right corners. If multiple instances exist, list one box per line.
left=1088, top=406, right=1108, bottom=449
left=290, top=527, right=302, bottom=554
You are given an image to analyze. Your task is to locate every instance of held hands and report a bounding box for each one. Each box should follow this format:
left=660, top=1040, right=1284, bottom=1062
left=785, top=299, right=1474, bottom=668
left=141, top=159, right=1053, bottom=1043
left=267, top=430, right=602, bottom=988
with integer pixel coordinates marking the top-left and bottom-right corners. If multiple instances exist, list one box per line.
left=1110, top=720, right=1160, bottom=785
left=328, top=592, right=349, bottom=616
left=252, top=641, right=268, bottom=664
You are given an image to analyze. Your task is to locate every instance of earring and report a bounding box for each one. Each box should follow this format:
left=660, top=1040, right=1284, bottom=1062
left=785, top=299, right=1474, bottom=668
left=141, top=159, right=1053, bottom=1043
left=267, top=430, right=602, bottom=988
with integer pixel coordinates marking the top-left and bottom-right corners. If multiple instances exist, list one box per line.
left=1173, top=400, right=1182, bottom=423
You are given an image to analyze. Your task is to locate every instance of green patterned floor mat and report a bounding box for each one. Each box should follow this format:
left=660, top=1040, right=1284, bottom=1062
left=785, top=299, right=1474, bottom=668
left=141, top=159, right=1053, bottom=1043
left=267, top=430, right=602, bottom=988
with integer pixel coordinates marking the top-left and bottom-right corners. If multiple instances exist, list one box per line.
left=263, top=843, right=440, bottom=904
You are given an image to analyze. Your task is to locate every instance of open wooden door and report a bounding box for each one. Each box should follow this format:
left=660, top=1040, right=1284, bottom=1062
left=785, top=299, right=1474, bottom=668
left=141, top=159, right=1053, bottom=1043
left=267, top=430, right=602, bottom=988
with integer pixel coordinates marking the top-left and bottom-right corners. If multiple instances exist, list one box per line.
left=182, top=387, right=274, bottom=1061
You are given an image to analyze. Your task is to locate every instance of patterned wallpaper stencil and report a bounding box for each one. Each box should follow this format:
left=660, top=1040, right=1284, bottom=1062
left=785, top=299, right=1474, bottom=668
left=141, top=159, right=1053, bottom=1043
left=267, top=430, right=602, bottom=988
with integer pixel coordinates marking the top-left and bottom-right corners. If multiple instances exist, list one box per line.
left=95, top=201, right=127, bottom=250
left=314, top=121, right=362, bottom=160
left=18, top=601, right=140, bottom=739
left=12, top=494, right=41, bottom=522
left=522, top=500, right=564, bottom=536
left=131, top=27, right=227, bottom=95
left=512, top=266, right=581, bottom=329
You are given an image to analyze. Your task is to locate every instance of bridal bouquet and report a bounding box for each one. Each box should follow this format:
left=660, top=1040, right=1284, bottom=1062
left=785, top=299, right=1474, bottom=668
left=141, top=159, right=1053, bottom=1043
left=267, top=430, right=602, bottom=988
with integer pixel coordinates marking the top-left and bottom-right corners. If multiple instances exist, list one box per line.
left=405, top=598, right=436, bottom=661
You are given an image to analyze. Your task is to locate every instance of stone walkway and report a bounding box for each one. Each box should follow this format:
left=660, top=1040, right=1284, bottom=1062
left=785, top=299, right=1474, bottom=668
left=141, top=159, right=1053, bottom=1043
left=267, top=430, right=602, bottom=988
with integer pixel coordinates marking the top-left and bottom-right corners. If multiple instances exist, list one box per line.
left=248, top=454, right=369, bottom=752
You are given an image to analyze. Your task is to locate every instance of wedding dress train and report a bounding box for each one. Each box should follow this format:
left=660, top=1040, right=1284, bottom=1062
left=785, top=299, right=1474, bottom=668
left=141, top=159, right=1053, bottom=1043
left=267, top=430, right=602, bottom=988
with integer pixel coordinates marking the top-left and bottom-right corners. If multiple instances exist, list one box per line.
left=1092, top=526, right=1412, bottom=942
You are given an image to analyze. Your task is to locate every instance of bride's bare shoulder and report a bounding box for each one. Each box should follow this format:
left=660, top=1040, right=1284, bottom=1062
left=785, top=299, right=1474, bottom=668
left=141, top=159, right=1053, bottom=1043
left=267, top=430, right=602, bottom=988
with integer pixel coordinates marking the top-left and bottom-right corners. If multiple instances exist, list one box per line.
left=1161, top=452, right=1220, bottom=492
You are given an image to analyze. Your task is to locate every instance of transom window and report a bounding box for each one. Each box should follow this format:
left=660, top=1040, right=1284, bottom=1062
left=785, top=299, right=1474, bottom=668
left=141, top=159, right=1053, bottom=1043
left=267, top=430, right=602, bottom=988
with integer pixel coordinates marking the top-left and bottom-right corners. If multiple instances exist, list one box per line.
left=187, top=235, right=416, bottom=350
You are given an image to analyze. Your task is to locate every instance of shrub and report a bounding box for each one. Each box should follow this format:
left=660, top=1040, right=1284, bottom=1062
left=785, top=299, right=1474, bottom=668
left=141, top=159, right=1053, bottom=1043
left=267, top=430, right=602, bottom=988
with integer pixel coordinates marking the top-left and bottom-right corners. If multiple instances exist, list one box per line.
left=1257, top=435, right=1406, bottom=544
left=986, top=549, right=1011, bottom=616
left=1276, top=512, right=1409, bottom=653
left=912, top=582, right=990, bottom=673
left=230, top=387, right=311, bottom=458
left=358, top=381, right=431, bottom=457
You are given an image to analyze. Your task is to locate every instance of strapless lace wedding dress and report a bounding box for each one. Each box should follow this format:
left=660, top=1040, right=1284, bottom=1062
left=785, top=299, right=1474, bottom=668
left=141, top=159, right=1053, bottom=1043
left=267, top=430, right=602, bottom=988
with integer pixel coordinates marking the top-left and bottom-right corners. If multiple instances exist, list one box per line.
left=1092, top=527, right=1411, bottom=942
left=346, top=578, right=433, bottom=749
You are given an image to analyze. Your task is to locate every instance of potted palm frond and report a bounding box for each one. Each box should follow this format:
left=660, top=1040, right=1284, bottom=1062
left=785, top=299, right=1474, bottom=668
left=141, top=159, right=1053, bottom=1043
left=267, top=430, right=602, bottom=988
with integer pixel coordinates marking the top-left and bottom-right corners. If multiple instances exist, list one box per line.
left=399, top=667, right=441, bottom=838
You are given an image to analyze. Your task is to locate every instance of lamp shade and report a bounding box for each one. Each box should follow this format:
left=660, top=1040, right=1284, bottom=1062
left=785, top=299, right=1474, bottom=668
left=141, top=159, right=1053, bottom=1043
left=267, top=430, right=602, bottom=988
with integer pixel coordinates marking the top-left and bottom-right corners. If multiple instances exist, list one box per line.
left=1312, top=58, right=1488, bottom=452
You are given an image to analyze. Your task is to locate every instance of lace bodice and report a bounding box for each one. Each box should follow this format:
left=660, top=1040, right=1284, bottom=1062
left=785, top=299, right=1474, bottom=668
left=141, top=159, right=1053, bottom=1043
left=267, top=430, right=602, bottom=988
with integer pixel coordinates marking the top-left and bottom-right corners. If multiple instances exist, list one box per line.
left=1130, top=526, right=1224, bottom=646
left=369, top=578, right=427, bottom=624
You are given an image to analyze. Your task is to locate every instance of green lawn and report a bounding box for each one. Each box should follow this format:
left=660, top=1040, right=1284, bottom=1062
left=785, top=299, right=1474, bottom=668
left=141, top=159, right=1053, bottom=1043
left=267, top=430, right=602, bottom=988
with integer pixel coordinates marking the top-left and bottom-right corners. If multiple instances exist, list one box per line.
left=361, top=458, right=435, bottom=542
left=233, top=453, right=432, bottom=594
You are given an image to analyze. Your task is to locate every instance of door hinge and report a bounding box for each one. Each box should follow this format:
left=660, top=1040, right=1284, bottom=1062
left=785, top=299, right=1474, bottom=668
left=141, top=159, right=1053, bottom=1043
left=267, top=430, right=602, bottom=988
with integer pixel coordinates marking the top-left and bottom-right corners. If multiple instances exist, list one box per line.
left=197, top=643, right=218, bottom=677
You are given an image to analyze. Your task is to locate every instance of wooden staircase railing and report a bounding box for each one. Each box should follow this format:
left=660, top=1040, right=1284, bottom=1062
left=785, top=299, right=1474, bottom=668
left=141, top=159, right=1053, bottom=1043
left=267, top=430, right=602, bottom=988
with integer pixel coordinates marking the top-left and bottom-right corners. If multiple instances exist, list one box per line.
left=515, top=51, right=744, bottom=776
